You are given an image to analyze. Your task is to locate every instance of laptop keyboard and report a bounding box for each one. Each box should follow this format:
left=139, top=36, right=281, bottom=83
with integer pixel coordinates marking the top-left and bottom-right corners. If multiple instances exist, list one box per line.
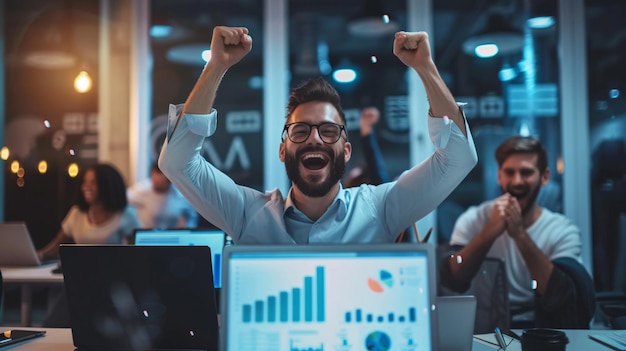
left=610, top=331, right=626, bottom=344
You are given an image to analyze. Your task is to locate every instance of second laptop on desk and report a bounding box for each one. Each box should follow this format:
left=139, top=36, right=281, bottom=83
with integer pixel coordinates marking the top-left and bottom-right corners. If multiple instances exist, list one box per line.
left=59, top=244, right=220, bottom=351
left=0, top=222, right=55, bottom=267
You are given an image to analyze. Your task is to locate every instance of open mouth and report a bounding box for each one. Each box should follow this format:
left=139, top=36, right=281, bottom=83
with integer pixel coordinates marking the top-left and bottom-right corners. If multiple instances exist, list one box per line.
left=301, top=153, right=329, bottom=170
left=509, top=187, right=529, bottom=199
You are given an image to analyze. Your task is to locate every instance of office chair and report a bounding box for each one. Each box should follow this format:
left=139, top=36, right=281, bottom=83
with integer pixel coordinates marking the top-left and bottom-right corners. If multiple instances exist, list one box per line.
left=533, top=257, right=596, bottom=329
left=438, top=245, right=510, bottom=334
left=439, top=247, right=597, bottom=331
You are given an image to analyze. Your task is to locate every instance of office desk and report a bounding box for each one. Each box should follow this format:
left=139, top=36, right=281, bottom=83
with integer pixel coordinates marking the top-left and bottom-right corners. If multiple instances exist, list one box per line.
left=472, top=328, right=622, bottom=351
left=1, top=264, right=64, bottom=327
left=0, top=327, right=621, bottom=351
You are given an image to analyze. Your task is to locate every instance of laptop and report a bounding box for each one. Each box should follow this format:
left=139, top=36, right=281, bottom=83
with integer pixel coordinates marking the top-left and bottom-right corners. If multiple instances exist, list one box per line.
left=0, top=329, right=46, bottom=347
left=436, top=295, right=477, bottom=351
left=220, top=243, right=438, bottom=351
left=59, top=245, right=219, bottom=351
left=0, top=222, right=45, bottom=266
left=132, top=228, right=227, bottom=288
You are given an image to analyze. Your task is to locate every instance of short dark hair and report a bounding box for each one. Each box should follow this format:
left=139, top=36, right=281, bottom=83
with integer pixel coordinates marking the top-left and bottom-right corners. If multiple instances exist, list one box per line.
left=76, top=163, right=128, bottom=212
left=495, top=136, right=548, bottom=173
left=286, top=77, right=346, bottom=125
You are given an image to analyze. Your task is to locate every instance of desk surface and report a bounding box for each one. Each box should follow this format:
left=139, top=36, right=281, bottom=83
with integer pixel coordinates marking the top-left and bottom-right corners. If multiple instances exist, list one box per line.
left=0, top=327, right=621, bottom=351
left=1, top=264, right=64, bottom=284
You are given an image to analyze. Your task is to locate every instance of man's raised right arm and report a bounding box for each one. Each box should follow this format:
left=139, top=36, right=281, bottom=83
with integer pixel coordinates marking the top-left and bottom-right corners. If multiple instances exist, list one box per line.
left=172, top=26, right=252, bottom=134
left=158, top=26, right=253, bottom=234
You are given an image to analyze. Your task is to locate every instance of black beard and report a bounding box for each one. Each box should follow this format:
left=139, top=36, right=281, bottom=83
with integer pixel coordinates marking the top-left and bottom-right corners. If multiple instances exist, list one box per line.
left=284, top=145, right=346, bottom=197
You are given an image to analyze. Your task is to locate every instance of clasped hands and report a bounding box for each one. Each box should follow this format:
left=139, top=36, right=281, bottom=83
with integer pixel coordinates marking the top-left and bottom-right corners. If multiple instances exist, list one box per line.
left=487, top=193, right=525, bottom=239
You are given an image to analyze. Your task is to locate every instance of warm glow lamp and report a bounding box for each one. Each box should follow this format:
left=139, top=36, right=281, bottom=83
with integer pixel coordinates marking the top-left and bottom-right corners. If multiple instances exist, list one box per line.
left=74, top=70, right=92, bottom=93
left=0, top=146, right=9, bottom=160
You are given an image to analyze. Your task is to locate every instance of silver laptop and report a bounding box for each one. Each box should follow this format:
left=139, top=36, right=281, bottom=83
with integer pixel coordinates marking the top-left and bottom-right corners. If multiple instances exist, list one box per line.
left=220, top=243, right=438, bottom=351
left=0, top=222, right=43, bottom=266
left=436, top=295, right=477, bottom=351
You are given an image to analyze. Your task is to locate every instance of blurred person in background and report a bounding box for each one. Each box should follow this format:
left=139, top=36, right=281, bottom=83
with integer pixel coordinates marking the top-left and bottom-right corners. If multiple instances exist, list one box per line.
left=440, top=135, right=594, bottom=329
left=127, top=162, right=198, bottom=229
left=37, top=163, right=140, bottom=260
left=344, top=106, right=390, bottom=187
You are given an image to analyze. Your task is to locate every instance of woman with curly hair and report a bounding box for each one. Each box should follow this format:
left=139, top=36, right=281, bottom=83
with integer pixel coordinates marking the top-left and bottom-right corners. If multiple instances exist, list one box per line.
left=37, top=163, right=140, bottom=260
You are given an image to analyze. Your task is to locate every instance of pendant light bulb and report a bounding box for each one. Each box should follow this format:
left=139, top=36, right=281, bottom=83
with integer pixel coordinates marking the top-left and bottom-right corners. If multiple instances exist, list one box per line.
left=74, top=70, right=92, bottom=93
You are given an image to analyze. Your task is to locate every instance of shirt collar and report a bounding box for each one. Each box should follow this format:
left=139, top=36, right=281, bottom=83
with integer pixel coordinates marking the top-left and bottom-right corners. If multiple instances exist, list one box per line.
left=283, top=184, right=349, bottom=220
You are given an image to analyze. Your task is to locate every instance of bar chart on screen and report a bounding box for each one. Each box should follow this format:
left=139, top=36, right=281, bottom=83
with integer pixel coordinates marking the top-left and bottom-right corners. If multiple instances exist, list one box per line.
left=239, top=266, right=325, bottom=323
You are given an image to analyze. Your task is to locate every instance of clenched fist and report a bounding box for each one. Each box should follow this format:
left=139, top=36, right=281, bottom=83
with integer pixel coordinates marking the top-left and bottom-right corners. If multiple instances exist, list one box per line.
left=392, top=31, right=433, bottom=69
left=207, top=26, right=253, bottom=70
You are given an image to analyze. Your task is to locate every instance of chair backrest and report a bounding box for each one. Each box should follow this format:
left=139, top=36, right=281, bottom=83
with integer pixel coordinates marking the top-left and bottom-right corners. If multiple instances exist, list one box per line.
left=535, top=257, right=596, bottom=329
left=469, top=257, right=510, bottom=333
left=438, top=250, right=510, bottom=334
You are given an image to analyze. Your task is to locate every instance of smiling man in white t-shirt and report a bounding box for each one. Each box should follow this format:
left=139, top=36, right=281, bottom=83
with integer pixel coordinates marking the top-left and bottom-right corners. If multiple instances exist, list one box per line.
left=440, top=135, right=594, bottom=329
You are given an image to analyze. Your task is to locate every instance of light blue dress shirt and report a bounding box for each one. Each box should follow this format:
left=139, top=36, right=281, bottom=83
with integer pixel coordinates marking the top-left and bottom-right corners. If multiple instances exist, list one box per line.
left=159, top=104, right=477, bottom=244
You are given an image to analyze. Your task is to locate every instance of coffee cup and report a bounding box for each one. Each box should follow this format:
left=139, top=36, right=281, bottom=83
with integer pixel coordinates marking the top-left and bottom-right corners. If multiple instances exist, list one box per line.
left=521, top=328, right=568, bottom=351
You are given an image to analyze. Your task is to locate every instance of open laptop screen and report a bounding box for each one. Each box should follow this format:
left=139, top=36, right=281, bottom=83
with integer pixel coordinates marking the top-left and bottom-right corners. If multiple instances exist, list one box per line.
left=133, top=228, right=225, bottom=288
left=220, top=244, right=437, bottom=351
left=0, top=222, right=43, bottom=266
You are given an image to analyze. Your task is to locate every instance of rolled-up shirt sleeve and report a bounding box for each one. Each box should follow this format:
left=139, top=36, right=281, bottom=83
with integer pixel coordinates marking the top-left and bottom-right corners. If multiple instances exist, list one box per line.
left=158, top=104, right=248, bottom=236
left=380, top=106, right=478, bottom=237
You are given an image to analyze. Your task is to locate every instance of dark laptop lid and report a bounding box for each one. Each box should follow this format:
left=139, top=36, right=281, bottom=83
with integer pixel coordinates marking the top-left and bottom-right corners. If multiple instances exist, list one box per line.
left=132, top=228, right=226, bottom=288
left=59, top=245, right=219, bottom=351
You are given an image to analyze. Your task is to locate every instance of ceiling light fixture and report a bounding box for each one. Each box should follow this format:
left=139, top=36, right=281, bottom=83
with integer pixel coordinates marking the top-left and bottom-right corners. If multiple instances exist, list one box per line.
left=526, top=0, right=556, bottom=29
left=462, top=13, right=524, bottom=58
left=166, top=43, right=210, bottom=65
left=347, top=0, right=399, bottom=37
left=21, top=2, right=79, bottom=69
left=332, top=58, right=358, bottom=84
left=527, top=16, right=555, bottom=29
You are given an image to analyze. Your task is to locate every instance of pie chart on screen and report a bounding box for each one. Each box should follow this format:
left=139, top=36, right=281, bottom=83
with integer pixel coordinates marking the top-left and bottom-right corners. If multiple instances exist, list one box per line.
left=368, top=270, right=394, bottom=292
left=380, top=270, right=393, bottom=287
left=365, top=331, right=391, bottom=351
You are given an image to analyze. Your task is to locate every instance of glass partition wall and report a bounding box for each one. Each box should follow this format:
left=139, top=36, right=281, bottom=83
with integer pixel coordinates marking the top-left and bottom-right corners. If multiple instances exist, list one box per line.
left=1, top=0, right=603, bottom=291
left=432, top=0, right=563, bottom=243
left=585, top=0, right=626, bottom=294
left=288, top=1, right=411, bottom=183
left=150, top=0, right=265, bottom=192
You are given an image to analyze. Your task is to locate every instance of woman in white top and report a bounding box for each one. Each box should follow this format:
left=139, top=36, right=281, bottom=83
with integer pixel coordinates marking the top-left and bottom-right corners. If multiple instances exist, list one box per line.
left=37, top=163, right=140, bottom=260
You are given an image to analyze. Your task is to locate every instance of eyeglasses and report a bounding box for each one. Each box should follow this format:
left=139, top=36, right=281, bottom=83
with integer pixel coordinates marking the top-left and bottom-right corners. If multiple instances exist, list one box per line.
left=281, top=122, right=347, bottom=144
